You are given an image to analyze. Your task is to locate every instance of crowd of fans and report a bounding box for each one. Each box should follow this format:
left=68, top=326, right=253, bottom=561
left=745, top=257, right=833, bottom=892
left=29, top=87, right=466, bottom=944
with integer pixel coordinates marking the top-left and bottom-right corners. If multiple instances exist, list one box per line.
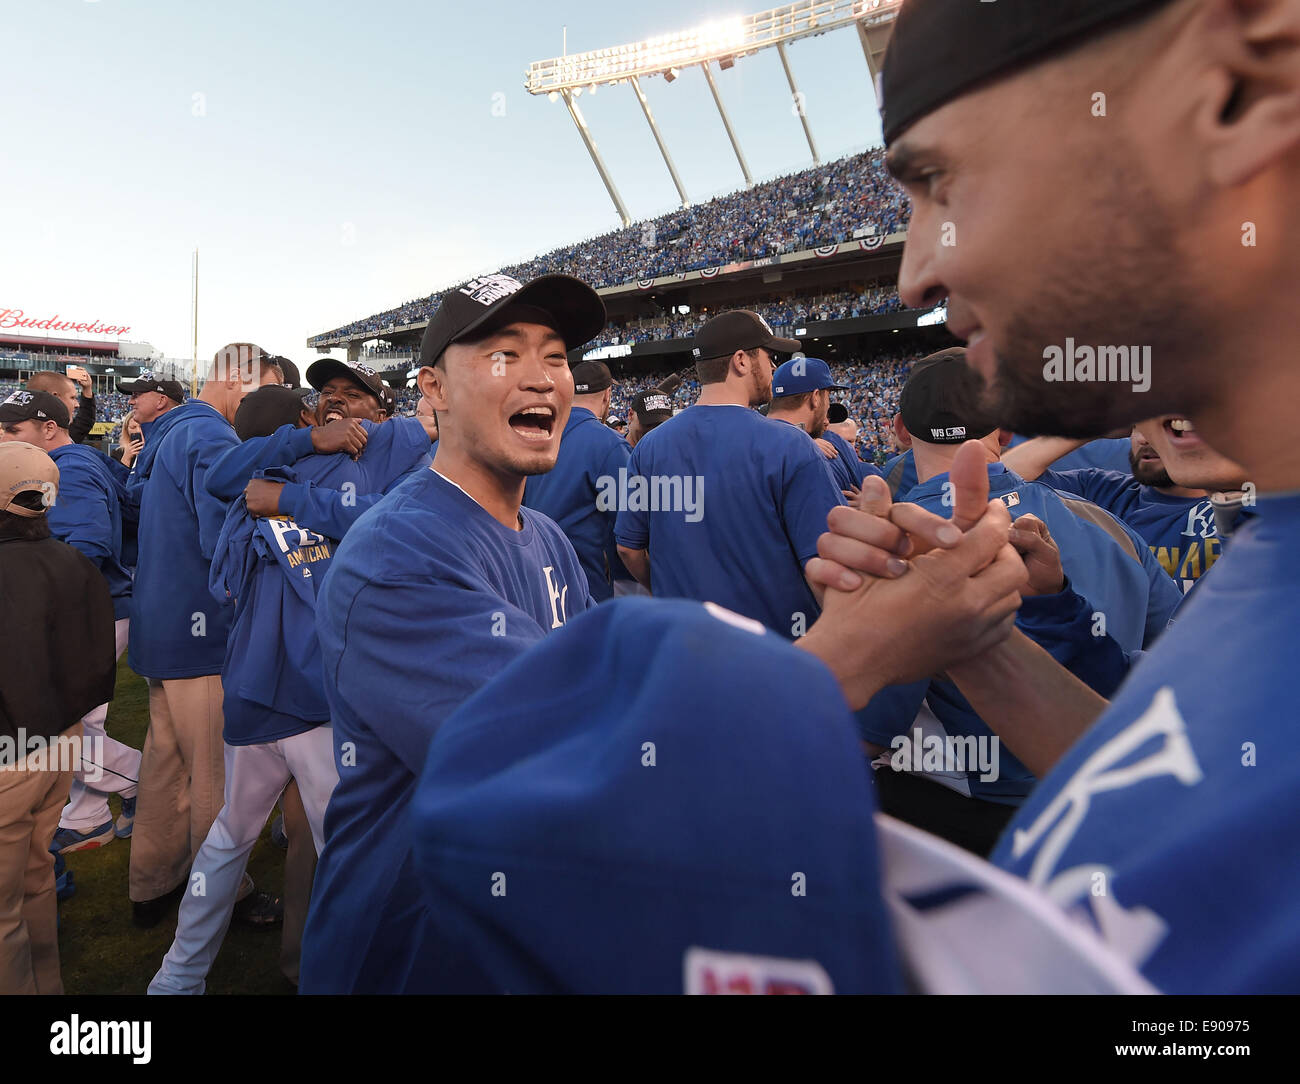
left=606, top=353, right=919, bottom=464
left=589, top=283, right=905, bottom=348
left=309, top=149, right=911, bottom=343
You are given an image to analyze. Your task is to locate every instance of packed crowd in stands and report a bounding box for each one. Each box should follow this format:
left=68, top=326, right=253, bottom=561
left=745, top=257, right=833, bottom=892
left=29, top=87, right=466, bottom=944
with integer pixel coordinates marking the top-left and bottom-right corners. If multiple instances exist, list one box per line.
left=309, top=149, right=911, bottom=343
left=589, top=283, right=905, bottom=348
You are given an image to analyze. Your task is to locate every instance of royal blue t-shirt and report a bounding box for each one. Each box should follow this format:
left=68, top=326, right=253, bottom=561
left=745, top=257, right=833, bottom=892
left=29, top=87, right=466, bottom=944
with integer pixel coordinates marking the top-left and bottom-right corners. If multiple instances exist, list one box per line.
left=882, top=449, right=916, bottom=499
left=523, top=405, right=632, bottom=602
left=1038, top=468, right=1218, bottom=593
left=614, top=405, right=843, bottom=639
left=992, top=490, right=1300, bottom=993
left=127, top=400, right=240, bottom=678
left=300, top=468, right=592, bottom=994
left=47, top=443, right=133, bottom=621
left=821, top=429, right=883, bottom=491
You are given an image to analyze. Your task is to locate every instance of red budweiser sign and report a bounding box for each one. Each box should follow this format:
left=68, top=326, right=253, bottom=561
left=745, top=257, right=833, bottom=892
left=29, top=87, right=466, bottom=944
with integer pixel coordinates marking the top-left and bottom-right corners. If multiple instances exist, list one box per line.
left=0, top=307, right=131, bottom=337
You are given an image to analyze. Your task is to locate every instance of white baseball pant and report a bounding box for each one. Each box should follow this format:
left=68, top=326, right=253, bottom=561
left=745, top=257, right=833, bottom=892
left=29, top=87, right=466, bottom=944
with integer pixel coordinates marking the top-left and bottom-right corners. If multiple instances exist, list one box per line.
left=146, top=724, right=337, bottom=995
left=59, top=618, right=141, bottom=832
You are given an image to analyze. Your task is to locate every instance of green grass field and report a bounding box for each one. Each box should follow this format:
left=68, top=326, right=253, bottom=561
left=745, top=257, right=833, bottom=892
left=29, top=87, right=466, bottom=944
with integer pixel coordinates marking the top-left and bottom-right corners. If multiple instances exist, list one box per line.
left=57, top=659, right=291, bottom=995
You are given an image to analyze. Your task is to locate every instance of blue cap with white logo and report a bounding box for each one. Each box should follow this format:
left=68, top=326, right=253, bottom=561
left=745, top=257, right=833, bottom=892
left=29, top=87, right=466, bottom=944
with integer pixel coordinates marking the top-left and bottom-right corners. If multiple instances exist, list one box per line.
left=771, top=357, right=849, bottom=398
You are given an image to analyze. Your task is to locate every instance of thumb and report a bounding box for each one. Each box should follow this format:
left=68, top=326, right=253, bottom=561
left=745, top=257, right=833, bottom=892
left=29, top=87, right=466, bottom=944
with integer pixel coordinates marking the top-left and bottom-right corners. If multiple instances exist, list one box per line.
left=856, top=473, right=894, bottom=517
left=949, top=440, right=991, bottom=531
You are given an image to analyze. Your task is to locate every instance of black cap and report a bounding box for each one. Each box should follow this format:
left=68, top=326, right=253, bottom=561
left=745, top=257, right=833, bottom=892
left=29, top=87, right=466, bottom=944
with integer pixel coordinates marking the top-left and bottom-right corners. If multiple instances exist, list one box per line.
left=119, top=371, right=186, bottom=403
left=690, top=310, right=800, bottom=364
left=276, top=358, right=302, bottom=389
left=0, top=389, right=71, bottom=429
left=631, top=389, right=673, bottom=429
left=828, top=402, right=849, bottom=425
left=306, top=358, right=389, bottom=408
left=234, top=384, right=313, bottom=441
left=419, top=273, right=607, bottom=367
left=899, top=348, right=997, bottom=444
left=880, top=0, right=1176, bottom=144
left=572, top=360, right=613, bottom=394
left=607, top=415, right=626, bottom=429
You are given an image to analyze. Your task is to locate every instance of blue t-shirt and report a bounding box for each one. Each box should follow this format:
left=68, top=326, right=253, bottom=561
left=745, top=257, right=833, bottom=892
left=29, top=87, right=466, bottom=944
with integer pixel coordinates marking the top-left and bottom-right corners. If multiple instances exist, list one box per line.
left=523, top=405, right=632, bottom=602
left=211, top=425, right=432, bottom=746
left=820, top=429, right=883, bottom=491
left=857, top=464, right=1180, bottom=802
left=614, top=405, right=844, bottom=639
left=300, top=468, right=592, bottom=994
left=47, top=443, right=133, bottom=621
left=127, top=400, right=240, bottom=678
left=1038, top=468, right=1218, bottom=593
left=992, top=491, right=1300, bottom=993
left=882, top=449, right=916, bottom=499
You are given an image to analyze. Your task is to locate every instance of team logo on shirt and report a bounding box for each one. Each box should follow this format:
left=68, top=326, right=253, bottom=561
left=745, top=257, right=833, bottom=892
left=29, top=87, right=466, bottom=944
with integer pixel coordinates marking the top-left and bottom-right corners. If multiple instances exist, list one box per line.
left=1009, top=685, right=1202, bottom=966
left=542, top=566, right=569, bottom=629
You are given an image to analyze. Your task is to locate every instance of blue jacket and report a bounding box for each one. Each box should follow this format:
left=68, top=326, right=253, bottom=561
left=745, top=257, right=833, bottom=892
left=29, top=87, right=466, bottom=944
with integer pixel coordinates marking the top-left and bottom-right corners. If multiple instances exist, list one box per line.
left=523, top=406, right=632, bottom=601
left=47, top=443, right=133, bottom=621
left=127, top=400, right=240, bottom=678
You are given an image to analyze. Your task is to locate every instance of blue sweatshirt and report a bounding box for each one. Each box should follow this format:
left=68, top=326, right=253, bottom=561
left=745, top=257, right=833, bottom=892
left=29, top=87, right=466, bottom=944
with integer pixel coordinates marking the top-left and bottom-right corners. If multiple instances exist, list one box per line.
left=47, top=443, right=133, bottom=620
left=126, top=400, right=240, bottom=678
left=1037, top=468, right=1218, bottom=593
left=300, top=468, right=592, bottom=993
left=523, top=406, right=632, bottom=601
left=205, top=418, right=433, bottom=540
left=821, top=429, right=883, bottom=490
left=614, top=405, right=844, bottom=639
left=210, top=429, right=432, bottom=746
left=994, top=490, right=1300, bottom=993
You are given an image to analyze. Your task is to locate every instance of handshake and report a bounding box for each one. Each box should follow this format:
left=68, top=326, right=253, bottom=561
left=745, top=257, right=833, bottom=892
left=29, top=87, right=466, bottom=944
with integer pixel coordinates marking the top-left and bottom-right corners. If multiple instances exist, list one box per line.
left=797, top=441, right=1068, bottom=721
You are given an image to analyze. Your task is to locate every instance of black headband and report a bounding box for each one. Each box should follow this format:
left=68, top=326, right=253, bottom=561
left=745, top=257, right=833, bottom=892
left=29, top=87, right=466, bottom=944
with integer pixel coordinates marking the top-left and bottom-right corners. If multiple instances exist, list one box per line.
left=880, top=0, right=1178, bottom=145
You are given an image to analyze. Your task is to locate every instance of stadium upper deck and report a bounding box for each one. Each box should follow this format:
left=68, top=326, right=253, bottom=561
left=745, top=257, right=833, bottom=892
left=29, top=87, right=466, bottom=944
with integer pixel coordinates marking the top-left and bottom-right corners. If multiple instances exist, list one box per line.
left=308, top=148, right=910, bottom=349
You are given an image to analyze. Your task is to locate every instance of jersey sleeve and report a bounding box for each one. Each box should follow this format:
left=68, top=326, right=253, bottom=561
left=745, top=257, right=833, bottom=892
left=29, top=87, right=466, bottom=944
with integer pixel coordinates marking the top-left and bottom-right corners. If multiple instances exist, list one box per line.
left=613, top=442, right=649, bottom=550
left=854, top=680, right=929, bottom=747
left=204, top=425, right=317, bottom=501
left=189, top=424, right=243, bottom=560
left=1017, top=583, right=1132, bottom=698
left=1037, top=468, right=1134, bottom=516
left=597, top=436, right=634, bottom=581
left=782, top=443, right=846, bottom=566
left=357, top=417, right=434, bottom=479
left=278, top=482, right=386, bottom=541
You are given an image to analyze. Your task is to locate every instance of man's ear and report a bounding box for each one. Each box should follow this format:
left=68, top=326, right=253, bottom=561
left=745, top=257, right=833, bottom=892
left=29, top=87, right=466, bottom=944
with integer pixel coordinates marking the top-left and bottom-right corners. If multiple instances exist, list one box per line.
left=1198, top=0, right=1300, bottom=189
left=418, top=364, right=448, bottom=411
left=893, top=413, right=913, bottom=450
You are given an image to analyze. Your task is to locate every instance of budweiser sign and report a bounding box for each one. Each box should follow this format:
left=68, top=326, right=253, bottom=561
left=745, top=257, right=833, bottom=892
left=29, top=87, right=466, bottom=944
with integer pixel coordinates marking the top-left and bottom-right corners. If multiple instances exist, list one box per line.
left=0, top=308, right=131, bottom=336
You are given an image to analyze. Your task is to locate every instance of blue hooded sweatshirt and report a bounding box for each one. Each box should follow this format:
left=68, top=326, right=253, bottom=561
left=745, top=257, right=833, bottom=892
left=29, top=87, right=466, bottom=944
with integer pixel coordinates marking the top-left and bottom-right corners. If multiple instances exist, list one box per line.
left=126, top=399, right=240, bottom=678
left=47, top=443, right=133, bottom=620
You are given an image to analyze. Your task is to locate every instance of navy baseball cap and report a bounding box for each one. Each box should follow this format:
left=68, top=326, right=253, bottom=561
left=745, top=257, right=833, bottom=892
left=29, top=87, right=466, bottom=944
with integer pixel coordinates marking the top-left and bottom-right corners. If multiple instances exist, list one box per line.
left=118, top=371, right=186, bottom=403
left=233, top=384, right=313, bottom=441
left=771, top=357, right=848, bottom=398
left=0, top=389, right=71, bottom=429
left=306, top=358, right=389, bottom=408
left=899, top=348, right=998, bottom=444
left=411, top=597, right=902, bottom=995
left=571, top=360, right=613, bottom=394
left=690, top=310, right=800, bottom=363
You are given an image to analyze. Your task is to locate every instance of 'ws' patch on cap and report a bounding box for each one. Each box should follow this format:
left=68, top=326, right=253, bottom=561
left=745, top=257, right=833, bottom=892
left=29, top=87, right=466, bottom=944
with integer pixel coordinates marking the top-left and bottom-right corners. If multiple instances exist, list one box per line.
left=684, top=947, right=834, bottom=995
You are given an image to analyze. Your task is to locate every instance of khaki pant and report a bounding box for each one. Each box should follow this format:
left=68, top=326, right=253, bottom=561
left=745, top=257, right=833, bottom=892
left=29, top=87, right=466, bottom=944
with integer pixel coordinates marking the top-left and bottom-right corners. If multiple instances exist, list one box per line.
left=0, top=723, right=81, bottom=995
left=128, top=676, right=226, bottom=902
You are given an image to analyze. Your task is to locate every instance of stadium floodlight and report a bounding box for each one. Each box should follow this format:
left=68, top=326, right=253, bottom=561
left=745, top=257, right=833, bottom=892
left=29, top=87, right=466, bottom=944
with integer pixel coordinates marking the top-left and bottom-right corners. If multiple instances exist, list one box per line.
left=527, top=0, right=903, bottom=222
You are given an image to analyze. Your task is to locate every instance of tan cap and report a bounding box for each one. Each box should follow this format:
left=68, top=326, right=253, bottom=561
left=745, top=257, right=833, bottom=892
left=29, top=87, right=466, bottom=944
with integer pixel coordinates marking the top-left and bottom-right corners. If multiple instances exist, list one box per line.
left=0, top=441, right=59, bottom=518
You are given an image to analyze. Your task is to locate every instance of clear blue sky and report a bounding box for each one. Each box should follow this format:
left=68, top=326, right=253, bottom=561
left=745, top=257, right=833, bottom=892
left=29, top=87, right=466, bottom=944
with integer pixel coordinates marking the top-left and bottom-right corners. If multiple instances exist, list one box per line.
left=0, top=0, right=884, bottom=364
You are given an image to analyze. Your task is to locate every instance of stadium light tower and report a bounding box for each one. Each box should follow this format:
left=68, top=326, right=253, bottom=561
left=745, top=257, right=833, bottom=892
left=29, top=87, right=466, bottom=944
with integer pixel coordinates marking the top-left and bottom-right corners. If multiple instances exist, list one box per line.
left=526, top=0, right=904, bottom=224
